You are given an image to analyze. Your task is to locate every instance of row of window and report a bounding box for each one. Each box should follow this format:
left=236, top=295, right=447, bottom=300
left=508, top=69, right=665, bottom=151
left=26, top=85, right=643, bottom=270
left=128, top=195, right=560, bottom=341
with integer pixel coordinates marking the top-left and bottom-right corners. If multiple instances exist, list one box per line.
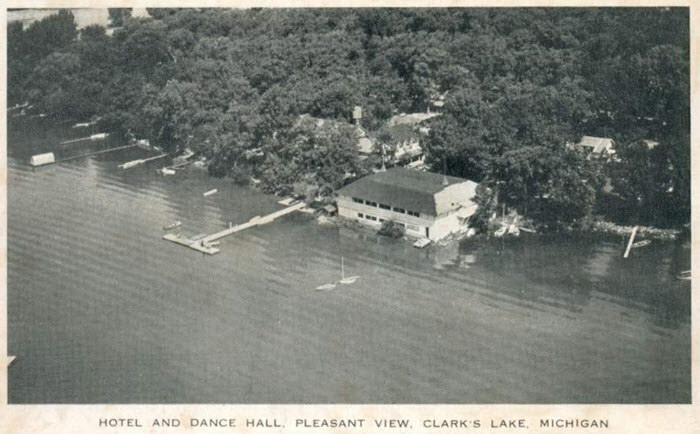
left=357, top=213, right=398, bottom=224
left=357, top=213, right=421, bottom=233
left=352, top=197, right=421, bottom=218
left=358, top=212, right=376, bottom=222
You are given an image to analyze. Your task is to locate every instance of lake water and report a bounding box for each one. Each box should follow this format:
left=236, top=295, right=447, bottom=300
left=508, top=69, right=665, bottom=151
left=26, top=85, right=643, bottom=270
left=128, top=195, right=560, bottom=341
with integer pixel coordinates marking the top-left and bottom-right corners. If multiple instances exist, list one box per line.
left=7, top=118, right=691, bottom=403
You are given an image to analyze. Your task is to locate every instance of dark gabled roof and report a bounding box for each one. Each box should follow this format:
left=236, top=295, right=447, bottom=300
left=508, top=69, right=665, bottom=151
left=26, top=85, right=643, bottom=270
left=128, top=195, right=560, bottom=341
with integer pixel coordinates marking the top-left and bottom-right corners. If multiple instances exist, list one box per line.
left=337, top=167, right=473, bottom=216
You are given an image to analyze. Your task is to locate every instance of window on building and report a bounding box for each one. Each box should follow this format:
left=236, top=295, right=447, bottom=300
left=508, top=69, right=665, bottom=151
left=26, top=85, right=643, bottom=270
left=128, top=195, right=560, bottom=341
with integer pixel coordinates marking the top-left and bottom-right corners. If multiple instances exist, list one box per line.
left=366, top=215, right=377, bottom=221
left=358, top=213, right=364, bottom=218
left=379, top=218, right=386, bottom=223
left=407, top=210, right=420, bottom=217
left=366, top=201, right=378, bottom=207
left=393, top=207, right=406, bottom=214
left=379, top=203, right=391, bottom=210
left=352, top=197, right=363, bottom=204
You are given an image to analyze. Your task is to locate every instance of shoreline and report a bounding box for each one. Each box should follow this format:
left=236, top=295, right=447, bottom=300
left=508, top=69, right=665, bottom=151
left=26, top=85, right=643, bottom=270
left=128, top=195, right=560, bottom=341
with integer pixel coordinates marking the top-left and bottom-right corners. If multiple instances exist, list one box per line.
left=585, top=221, right=680, bottom=241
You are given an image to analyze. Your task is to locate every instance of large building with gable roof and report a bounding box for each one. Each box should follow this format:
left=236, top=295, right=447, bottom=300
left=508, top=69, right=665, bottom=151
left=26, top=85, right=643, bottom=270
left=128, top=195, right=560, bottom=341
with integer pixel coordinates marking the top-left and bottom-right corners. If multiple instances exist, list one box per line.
left=337, top=167, right=478, bottom=241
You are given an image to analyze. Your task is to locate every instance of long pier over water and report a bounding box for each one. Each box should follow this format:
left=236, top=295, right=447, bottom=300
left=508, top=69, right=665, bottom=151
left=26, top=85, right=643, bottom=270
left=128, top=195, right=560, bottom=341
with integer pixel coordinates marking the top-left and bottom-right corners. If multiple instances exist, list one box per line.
left=163, top=202, right=305, bottom=255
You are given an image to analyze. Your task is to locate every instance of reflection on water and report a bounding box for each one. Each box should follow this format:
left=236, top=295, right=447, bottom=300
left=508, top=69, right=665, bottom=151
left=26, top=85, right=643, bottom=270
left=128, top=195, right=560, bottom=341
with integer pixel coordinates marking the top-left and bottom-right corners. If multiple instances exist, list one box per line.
left=7, top=117, right=691, bottom=403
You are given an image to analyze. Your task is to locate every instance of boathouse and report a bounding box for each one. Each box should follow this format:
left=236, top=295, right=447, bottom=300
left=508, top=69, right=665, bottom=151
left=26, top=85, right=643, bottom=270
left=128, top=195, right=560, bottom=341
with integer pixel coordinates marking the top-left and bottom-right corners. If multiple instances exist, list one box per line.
left=337, top=167, right=478, bottom=241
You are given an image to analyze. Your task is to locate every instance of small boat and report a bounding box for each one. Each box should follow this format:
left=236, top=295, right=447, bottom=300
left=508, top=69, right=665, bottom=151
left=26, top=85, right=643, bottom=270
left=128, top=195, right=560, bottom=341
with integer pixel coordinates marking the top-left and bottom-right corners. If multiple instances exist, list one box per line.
left=161, top=168, right=176, bottom=175
left=135, top=139, right=151, bottom=148
left=89, top=133, right=109, bottom=141
left=631, top=240, right=651, bottom=249
left=339, top=256, right=359, bottom=284
left=163, top=220, right=182, bottom=230
left=316, top=257, right=359, bottom=290
left=119, top=159, right=145, bottom=169
left=676, top=270, right=691, bottom=281
left=203, top=189, right=218, bottom=197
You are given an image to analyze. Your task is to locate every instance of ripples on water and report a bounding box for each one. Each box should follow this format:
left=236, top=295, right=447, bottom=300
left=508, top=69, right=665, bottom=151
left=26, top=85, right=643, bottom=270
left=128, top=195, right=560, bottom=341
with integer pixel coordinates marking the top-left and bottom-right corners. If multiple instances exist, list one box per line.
left=7, top=118, right=691, bottom=403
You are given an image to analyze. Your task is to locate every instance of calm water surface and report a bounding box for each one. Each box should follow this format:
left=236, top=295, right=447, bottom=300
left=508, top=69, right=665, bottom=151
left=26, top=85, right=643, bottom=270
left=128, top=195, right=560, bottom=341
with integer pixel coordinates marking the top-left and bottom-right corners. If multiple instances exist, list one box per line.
left=7, top=118, right=691, bottom=403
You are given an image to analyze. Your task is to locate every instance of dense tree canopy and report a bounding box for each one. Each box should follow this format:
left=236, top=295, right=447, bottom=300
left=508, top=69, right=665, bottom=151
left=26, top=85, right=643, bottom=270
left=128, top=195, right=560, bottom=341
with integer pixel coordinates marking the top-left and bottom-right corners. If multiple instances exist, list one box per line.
left=8, top=8, right=689, bottom=228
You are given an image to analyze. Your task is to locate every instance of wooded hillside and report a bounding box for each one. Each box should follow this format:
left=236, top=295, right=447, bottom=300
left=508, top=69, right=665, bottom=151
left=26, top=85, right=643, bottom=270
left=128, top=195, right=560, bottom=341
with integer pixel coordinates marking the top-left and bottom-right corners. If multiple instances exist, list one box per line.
left=8, top=8, right=689, bottom=228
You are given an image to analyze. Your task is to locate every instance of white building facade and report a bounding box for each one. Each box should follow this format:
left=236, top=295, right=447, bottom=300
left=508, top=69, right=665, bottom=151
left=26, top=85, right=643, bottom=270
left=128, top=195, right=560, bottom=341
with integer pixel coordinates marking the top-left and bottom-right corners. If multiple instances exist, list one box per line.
left=337, top=168, right=478, bottom=241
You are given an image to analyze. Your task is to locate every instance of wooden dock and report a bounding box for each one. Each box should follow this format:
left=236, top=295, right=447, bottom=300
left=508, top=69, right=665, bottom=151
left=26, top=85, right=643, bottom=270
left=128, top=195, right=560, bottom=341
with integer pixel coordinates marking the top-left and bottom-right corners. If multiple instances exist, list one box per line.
left=163, top=202, right=305, bottom=255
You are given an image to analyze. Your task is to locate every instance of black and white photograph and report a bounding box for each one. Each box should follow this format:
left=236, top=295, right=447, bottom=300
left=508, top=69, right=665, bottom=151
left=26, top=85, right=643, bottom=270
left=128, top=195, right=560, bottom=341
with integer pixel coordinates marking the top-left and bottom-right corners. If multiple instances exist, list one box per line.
left=5, top=5, right=691, bottom=408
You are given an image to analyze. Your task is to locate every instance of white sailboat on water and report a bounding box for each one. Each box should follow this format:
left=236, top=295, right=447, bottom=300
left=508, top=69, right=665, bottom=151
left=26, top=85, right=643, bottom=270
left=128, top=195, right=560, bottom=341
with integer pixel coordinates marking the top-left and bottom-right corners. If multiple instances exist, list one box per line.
left=316, top=256, right=359, bottom=290
left=339, top=256, right=359, bottom=284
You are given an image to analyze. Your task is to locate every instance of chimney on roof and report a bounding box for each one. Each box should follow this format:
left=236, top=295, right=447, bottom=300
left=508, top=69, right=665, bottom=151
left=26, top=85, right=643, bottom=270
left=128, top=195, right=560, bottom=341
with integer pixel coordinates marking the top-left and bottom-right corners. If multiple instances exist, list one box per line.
left=352, top=106, right=362, bottom=127
left=442, top=159, right=448, bottom=186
